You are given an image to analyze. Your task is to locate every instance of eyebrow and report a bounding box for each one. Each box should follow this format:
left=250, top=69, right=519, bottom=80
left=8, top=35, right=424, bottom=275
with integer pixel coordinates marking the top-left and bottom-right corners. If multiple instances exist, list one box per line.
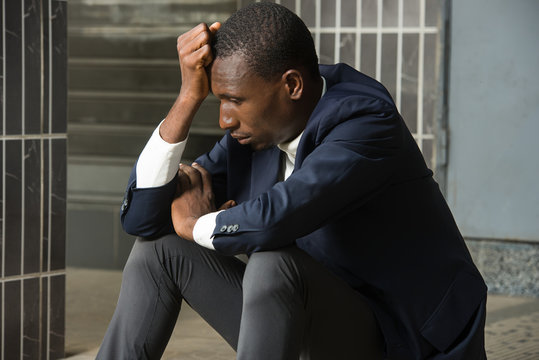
left=216, top=92, right=245, bottom=101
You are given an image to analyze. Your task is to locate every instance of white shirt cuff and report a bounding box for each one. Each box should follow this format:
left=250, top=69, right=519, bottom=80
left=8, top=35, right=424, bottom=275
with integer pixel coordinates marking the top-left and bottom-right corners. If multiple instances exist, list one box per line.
left=136, top=120, right=187, bottom=188
left=193, top=210, right=224, bottom=250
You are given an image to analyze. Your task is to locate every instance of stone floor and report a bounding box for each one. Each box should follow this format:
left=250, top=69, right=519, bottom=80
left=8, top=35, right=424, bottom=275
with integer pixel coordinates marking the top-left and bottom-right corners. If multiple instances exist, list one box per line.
left=63, top=267, right=539, bottom=359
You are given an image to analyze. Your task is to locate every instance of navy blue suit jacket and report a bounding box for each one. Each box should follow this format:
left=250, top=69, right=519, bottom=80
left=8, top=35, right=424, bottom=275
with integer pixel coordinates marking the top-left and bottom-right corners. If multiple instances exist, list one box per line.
left=121, top=64, right=486, bottom=359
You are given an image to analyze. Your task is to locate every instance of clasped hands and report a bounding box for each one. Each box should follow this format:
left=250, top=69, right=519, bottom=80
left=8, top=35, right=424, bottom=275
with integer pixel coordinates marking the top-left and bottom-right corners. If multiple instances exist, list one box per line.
left=171, top=163, right=236, bottom=241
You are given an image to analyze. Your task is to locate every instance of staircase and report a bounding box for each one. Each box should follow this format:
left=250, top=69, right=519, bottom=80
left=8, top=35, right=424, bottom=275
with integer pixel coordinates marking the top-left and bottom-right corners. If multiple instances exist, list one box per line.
left=67, top=0, right=237, bottom=269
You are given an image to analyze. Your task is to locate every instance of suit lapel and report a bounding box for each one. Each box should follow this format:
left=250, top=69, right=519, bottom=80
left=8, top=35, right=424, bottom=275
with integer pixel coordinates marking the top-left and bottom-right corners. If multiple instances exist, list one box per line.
left=250, top=146, right=281, bottom=199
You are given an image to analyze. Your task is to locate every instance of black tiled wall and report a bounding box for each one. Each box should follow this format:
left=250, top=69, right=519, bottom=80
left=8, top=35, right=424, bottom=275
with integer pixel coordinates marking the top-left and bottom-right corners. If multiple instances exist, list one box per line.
left=1, top=1, right=67, bottom=359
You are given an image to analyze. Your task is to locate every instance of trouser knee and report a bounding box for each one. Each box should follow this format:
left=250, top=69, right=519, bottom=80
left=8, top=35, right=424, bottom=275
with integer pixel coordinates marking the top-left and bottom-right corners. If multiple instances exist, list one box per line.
left=124, top=237, right=158, bottom=271
left=122, top=234, right=184, bottom=286
left=242, top=248, right=305, bottom=304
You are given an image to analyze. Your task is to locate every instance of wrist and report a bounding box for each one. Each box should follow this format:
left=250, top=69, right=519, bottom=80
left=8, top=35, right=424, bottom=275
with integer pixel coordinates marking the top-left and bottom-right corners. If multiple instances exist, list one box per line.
left=174, top=216, right=198, bottom=241
left=178, top=86, right=207, bottom=108
left=161, top=95, right=202, bottom=143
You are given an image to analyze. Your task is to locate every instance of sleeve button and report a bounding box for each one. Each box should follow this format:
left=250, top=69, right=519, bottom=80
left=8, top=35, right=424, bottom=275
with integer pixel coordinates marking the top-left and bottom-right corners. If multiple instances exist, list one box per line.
left=121, top=199, right=129, bottom=212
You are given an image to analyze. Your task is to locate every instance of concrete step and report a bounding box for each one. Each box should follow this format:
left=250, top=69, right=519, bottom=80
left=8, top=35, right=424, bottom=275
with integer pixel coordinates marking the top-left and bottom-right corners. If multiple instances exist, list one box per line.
left=67, top=0, right=227, bottom=161
left=63, top=267, right=235, bottom=359
left=69, top=92, right=174, bottom=127
left=68, top=0, right=235, bottom=32
left=68, top=89, right=220, bottom=127
left=63, top=268, right=539, bottom=359
left=69, top=33, right=178, bottom=59
left=69, top=58, right=180, bottom=93
left=68, top=123, right=223, bottom=159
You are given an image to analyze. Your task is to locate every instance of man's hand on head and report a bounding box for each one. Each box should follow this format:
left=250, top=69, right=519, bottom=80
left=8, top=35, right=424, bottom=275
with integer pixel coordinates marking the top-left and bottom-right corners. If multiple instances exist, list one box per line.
left=177, top=22, right=221, bottom=104
left=171, top=163, right=236, bottom=241
left=160, top=22, right=221, bottom=144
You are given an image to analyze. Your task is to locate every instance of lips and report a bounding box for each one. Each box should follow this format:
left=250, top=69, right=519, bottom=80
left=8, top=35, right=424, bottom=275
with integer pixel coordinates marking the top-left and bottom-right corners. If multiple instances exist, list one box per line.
left=231, top=134, right=250, bottom=144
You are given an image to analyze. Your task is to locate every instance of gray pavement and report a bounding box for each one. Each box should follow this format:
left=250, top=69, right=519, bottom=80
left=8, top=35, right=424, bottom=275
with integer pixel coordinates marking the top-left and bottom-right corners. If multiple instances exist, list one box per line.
left=64, top=267, right=539, bottom=359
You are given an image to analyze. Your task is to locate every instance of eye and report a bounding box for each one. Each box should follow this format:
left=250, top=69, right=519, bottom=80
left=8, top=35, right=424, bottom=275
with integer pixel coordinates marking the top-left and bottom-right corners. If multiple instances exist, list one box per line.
left=229, top=98, right=242, bottom=105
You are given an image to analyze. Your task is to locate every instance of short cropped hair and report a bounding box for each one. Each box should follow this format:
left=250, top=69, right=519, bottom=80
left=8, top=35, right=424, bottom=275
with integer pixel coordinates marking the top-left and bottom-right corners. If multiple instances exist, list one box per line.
left=212, top=2, right=320, bottom=80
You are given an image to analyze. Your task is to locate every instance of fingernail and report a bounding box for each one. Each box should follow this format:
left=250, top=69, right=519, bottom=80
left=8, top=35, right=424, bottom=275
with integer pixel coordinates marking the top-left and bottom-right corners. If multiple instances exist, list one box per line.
left=192, top=162, right=198, bottom=167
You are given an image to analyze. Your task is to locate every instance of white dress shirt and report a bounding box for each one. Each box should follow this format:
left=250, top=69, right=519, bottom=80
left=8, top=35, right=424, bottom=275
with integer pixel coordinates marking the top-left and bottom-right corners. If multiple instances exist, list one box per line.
left=136, top=77, right=326, bottom=250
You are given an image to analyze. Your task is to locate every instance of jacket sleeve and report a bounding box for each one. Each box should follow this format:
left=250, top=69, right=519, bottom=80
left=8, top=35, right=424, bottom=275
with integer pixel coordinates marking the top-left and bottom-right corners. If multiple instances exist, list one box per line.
left=120, top=135, right=229, bottom=239
left=212, top=105, right=406, bottom=255
left=120, top=163, right=177, bottom=238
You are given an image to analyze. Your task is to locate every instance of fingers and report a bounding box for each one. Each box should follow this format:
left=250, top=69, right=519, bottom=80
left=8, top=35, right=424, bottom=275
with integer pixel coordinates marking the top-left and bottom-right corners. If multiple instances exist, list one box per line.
left=200, top=44, right=214, bottom=68
left=177, top=22, right=218, bottom=56
left=177, top=163, right=213, bottom=196
left=218, top=199, right=237, bottom=211
left=192, top=30, right=211, bottom=52
left=192, top=163, right=213, bottom=195
left=177, top=23, right=208, bottom=49
left=176, top=23, right=217, bottom=100
left=178, top=163, right=201, bottom=189
left=178, top=32, right=211, bottom=67
left=176, top=166, right=191, bottom=194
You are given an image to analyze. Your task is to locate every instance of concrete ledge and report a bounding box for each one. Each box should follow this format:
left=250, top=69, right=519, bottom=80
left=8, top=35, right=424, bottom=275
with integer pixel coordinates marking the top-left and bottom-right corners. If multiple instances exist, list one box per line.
left=64, top=267, right=539, bottom=359
left=64, top=267, right=235, bottom=359
left=466, top=238, right=539, bottom=296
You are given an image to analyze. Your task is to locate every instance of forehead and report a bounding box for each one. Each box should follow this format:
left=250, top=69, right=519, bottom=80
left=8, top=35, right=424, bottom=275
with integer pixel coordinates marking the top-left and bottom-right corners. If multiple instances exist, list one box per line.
left=210, top=54, right=263, bottom=94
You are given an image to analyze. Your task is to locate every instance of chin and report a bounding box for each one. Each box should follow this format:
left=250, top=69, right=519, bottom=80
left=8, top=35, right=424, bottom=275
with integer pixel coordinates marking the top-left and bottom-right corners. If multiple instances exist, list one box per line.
left=250, top=142, right=274, bottom=152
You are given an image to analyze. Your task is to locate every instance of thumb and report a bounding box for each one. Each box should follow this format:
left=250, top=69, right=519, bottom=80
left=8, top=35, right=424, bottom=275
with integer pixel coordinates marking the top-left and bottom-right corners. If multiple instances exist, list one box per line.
left=209, top=22, right=221, bottom=35
left=218, top=199, right=237, bottom=210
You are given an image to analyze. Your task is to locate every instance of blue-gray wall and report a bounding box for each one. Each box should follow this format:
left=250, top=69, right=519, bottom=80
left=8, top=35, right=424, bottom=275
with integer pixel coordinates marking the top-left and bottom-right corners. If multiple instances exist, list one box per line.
left=447, top=0, right=539, bottom=295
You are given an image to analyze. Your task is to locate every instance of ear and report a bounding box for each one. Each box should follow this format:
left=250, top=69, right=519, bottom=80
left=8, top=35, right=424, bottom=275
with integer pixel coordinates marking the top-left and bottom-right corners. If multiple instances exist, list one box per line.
left=282, top=70, right=304, bottom=100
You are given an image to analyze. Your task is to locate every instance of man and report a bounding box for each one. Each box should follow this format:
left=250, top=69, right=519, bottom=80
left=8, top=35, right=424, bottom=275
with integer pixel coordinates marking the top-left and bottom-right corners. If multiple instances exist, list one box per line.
left=98, top=3, right=487, bottom=359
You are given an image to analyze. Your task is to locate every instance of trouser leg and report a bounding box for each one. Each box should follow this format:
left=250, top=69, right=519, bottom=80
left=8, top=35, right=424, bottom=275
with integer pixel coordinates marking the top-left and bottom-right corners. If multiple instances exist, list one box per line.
left=98, top=235, right=383, bottom=359
left=237, top=247, right=384, bottom=360
left=96, top=234, right=245, bottom=360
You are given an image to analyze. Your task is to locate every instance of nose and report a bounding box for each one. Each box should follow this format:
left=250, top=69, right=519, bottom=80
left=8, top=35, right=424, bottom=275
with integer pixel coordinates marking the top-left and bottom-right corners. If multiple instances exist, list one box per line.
left=219, top=103, right=239, bottom=130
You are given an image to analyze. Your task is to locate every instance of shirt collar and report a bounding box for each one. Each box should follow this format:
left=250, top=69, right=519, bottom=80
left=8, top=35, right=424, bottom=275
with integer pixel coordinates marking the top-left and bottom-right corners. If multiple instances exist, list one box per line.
left=277, top=76, right=327, bottom=159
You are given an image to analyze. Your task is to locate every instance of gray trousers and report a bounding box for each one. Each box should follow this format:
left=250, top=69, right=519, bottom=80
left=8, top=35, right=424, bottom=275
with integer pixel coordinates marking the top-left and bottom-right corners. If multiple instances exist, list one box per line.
left=97, top=234, right=384, bottom=359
